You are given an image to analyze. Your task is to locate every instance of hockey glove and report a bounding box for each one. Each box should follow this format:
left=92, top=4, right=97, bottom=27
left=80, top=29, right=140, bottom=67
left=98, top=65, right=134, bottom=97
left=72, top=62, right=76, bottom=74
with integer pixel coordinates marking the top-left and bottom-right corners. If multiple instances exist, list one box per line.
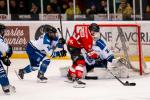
left=1, top=56, right=11, bottom=66
left=6, top=45, right=13, bottom=58
left=58, top=38, right=66, bottom=45
left=87, top=51, right=99, bottom=59
left=59, top=50, right=67, bottom=57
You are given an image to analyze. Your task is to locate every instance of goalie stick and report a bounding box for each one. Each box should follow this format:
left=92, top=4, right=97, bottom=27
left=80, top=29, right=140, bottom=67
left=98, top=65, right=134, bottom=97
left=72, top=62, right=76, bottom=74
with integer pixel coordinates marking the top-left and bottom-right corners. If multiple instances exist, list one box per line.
left=6, top=65, right=9, bottom=76
left=106, top=68, right=136, bottom=86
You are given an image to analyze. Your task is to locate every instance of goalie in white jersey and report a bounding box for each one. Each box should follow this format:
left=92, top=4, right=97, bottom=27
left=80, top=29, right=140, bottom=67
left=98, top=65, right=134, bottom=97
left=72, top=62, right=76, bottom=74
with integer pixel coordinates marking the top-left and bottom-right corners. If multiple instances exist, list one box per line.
left=0, top=24, right=15, bottom=95
left=18, top=25, right=66, bottom=82
left=83, top=36, right=126, bottom=77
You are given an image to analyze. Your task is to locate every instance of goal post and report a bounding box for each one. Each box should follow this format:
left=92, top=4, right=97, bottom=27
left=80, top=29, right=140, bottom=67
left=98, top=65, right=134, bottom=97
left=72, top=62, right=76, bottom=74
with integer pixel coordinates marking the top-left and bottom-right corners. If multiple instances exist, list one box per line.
left=74, top=23, right=147, bottom=76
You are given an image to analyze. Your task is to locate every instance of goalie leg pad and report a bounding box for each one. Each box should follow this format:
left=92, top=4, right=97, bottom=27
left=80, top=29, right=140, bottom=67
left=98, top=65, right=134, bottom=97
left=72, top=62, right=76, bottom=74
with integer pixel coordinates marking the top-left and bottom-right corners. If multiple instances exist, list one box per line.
left=111, top=57, right=127, bottom=67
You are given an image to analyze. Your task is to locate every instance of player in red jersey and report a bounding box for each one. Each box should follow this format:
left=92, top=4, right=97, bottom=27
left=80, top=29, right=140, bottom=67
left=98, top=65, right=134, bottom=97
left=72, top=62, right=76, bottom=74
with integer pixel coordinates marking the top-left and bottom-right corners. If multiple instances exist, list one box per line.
left=67, top=23, right=100, bottom=88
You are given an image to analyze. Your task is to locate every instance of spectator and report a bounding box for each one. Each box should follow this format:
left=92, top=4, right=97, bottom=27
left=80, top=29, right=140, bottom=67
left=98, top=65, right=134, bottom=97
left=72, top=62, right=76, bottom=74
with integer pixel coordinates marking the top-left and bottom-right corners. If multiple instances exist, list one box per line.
left=30, top=3, right=40, bottom=20
left=44, top=4, right=54, bottom=14
left=10, top=0, right=19, bottom=20
left=61, top=2, right=68, bottom=13
left=50, top=0, right=59, bottom=13
left=98, top=0, right=107, bottom=14
left=89, top=4, right=97, bottom=14
left=85, top=8, right=94, bottom=20
left=146, top=1, right=150, bottom=13
left=117, top=0, right=133, bottom=20
left=143, top=0, right=150, bottom=20
left=17, top=0, right=28, bottom=14
left=0, top=0, right=7, bottom=14
left=65, top=1, right=81, bottom=20
left=10, top=0, right=18, bottom=14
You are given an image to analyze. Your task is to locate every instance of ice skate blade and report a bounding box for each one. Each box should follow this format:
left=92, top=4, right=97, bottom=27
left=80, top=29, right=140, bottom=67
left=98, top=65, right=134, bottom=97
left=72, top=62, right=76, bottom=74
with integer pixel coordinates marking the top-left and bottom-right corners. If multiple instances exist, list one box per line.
left=73, top=82, right=86, bottom=88
left=64, top=79, right=74, bottom=83
left=4, top=85, right=16, bottom=95
left=14, top=70, right=23, bottom=80
left=37, top=79, right=47, bottom=83
left=73, top=84, right=86, bottom=88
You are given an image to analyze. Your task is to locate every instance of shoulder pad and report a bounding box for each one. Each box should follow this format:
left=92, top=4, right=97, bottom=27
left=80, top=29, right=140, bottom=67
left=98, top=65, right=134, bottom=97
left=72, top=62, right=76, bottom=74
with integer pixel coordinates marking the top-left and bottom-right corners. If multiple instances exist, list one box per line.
left=96, top=39, right=106, bottom=50
left=53, top=37, right=58, bottom=41
left=43, top=34, right=51, bottom=45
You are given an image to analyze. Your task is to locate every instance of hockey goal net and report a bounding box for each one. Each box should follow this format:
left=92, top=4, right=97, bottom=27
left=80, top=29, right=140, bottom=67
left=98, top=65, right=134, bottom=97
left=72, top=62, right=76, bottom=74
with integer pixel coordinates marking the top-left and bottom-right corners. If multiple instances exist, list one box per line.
left=74, top=23, right=148, bottom=76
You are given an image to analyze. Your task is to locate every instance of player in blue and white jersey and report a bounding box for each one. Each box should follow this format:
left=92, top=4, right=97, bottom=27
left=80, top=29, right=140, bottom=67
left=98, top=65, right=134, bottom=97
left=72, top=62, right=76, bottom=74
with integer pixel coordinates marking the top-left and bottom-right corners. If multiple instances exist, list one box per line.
left=0, top=24, right=15, bottom=95
left=18, top=25, right=66, bottom=83
left=83, top=35, right=125, bottom=74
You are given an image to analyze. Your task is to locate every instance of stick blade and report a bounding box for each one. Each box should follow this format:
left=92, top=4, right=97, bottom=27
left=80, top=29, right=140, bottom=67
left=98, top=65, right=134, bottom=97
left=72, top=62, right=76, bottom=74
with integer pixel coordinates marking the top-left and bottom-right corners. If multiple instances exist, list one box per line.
left=124, top=81, right=136, bottom=86
left=129, top=83, right=136, bottom=86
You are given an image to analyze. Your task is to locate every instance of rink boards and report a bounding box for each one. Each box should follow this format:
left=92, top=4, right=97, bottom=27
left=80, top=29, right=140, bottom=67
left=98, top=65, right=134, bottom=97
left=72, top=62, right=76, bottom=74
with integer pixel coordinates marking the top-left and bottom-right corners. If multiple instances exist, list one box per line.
left=0, top=21, right=150, bottom=61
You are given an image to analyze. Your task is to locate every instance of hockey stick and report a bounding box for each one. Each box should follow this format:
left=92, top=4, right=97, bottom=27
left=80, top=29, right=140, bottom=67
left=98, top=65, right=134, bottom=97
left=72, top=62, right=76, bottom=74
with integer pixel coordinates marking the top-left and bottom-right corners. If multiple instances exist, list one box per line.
left=106, top=68, right=136, bottom=86
left=57, top=4, right=64, bottom=39
left=6, top=65, right=8, bottom=75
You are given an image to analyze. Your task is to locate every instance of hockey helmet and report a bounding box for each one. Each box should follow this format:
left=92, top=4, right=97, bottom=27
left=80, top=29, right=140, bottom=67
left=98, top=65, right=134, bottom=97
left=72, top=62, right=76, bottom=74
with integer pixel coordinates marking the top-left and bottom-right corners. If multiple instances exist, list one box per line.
left=0, top=23, right=6, bottom=37
left=46, top=25, right=57, bottom=40
left=88, top=23, right=100, bottom=32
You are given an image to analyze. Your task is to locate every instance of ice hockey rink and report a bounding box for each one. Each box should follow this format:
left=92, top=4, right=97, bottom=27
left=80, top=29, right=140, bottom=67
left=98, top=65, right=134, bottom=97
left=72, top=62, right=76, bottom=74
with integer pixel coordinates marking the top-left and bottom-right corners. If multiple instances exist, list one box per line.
left=0, top=59, right=150, bottom=100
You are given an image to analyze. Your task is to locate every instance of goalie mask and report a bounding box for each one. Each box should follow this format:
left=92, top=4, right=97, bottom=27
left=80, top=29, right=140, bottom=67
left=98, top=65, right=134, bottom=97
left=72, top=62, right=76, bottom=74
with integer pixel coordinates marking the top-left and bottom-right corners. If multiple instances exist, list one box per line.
left=0, top=23, right=6, bottom=37
left=46, top=25, right=58, bottom=40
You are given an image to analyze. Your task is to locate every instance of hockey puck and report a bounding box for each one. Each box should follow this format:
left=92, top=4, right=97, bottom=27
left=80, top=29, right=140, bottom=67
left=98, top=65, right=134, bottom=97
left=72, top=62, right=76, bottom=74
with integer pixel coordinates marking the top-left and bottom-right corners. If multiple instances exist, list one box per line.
left=85, top=76, right=98, bottom=80
left=125, top=81, right=136, bottom=86
left=130, top=82, right=136, bottom=86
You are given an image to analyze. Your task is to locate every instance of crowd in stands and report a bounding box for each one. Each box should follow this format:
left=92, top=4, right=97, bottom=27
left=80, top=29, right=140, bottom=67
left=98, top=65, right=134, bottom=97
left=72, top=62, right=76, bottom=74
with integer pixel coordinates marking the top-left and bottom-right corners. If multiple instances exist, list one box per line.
left=0, top=0, right=149, bottom=20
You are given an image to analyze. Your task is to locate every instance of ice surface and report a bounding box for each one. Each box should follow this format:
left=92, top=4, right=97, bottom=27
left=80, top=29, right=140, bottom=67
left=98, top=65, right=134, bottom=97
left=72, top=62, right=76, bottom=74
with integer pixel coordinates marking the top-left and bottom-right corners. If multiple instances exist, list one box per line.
left=1, top=59, right=150, bottom=100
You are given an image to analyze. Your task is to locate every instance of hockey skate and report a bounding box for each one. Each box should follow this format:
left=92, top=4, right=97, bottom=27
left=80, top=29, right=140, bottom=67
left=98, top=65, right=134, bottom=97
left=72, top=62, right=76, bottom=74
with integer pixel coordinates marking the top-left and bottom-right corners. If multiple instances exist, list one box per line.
left=73, top=78, right=86, bottom=88
left=18, top=69, right=24, bottom=79
left=2, top=85, right=16, bottom=95
left=64, top=73, right=75, bottom=83
left=37, top=72, right=48, bottom=83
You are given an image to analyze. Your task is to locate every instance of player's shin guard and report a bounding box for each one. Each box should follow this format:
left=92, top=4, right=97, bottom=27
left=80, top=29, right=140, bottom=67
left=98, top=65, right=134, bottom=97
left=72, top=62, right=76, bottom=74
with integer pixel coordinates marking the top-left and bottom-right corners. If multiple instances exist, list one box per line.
left=0, top=67, right=15, bottom=94
left=39, top=59, right=50, bottom=73
left=73, top=65, right=86, bottom=88
left=75, top=65, right=84, bottom=79
left=37, top=59, right=50, bottom=83
left=67, top=64, right=76, bottom=81
left=0, top=69, right=9, bottom=86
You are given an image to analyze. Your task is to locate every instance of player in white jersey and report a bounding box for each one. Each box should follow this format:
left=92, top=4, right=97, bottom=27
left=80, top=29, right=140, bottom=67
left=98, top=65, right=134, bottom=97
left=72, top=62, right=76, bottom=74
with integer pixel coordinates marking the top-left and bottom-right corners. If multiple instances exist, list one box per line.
left=0, top=24, right=15, bottom=95
left=18, top=25, right=66, bottom=83
left=83, top=36, right=125, bottom=76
